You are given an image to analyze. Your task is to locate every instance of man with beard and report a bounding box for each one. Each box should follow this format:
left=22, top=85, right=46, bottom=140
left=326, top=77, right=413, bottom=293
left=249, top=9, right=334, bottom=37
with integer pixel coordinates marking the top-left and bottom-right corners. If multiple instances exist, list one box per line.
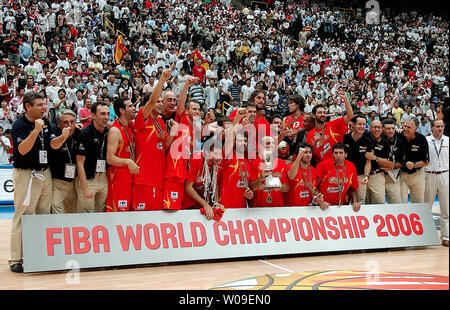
left=306, top=91, right=354, bottom=166
left=132, top=65, right=177, bottom=211
left=316, top=143, right=360, bottom=212
left=399, top=117, right=429, bottom=203
left=249, top=135, right=289, bottom=208
left=286, top=142, right=322, bottom=206
left=364, top=120, right=394, bottom=204
left=220, top=117, right=254, bottom=209
left=184, top=142, right=224, bottom=220
left=105, top=97, right=137, bottom=212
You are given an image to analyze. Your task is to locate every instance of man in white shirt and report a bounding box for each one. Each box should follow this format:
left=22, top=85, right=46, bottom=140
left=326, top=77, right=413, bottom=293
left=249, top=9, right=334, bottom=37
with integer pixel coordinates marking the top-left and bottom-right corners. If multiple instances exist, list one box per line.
left=0, top=126, right=11, bottom=165
left=424, top=119, right=449, bottom=247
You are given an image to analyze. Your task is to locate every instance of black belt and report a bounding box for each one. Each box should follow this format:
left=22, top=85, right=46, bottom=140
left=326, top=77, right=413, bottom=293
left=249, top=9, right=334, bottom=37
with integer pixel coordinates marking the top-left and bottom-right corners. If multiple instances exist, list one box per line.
left=369, top=169, right=382, bottom=175
left=425, top=170, right=448, bottom=175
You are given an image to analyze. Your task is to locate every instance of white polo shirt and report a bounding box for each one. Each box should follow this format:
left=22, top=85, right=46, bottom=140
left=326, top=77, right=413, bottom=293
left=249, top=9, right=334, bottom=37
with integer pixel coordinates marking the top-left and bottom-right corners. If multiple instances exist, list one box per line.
left=424, top=134, right=449, bottom=172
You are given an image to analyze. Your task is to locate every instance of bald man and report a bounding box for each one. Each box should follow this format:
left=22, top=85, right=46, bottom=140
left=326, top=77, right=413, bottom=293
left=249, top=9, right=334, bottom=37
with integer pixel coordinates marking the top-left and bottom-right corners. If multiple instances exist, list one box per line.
left=365, top=120, right=394, bottom=204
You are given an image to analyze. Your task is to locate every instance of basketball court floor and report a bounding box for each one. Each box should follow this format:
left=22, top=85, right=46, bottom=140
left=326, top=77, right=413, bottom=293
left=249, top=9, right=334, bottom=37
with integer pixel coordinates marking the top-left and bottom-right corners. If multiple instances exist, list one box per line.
left=0, top=200, right=448, bottom=291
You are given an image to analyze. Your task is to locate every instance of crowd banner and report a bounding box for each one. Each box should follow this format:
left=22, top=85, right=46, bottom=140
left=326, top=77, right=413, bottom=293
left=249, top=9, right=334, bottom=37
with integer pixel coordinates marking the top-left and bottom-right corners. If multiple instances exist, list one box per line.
left=22, top=203, right=440, bottom=273
left=0, top=165, right=14, bottom=205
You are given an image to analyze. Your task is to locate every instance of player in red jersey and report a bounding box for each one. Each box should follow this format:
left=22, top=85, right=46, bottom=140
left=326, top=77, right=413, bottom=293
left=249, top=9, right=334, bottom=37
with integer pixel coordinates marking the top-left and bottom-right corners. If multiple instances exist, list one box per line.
left=220, top=128, right=254, bottom=209
left=184, top=143, right=224, bottom=219
left=105, top=97, right=137, bottom=212
left=286, top=142, right=322, bottom=206
left=249, top=135, right=289, bottom=207
left=283, top=94, right=306, bottom=142
left=132, top=64, right=177, bottom=211
left=163, top=76, right=200, bottom=210
left=316, top=143, right=361, bottom=212
left=306, top=91, right=353, bottom=165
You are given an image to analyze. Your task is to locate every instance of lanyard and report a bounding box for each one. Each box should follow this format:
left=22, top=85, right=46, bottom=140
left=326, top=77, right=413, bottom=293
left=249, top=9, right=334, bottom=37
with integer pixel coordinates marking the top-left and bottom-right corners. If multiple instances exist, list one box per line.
left=117, top=119, right=135, bottom=161
left=389, top=137, right=397, bottom=163
left=334, top=161, right=346, bottom=206
left=288, top=112, right=303, bottom=128
left=432, top=138, right=444, bottom=161
left=95, top=131, right=106, bottom=160
left=64, top=138, right=74, bottom=164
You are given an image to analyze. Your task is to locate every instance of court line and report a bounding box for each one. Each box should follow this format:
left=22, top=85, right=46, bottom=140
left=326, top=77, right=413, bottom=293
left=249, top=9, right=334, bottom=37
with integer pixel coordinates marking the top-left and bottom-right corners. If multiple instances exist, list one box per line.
left=258, top=259, right=294, bottom=273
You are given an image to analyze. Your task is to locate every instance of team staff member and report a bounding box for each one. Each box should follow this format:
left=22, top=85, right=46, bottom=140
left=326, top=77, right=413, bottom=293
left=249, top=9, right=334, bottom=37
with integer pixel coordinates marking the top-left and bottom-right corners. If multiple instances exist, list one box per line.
left=76, top=101, right=110, bottom=213
left=132, top=66, right=178, bottom=211
left=343, top=114, right=372, bottom=204
left=399, top=117, right=429, bottom=203
left=365, top=120, right=393, bottom=204
left=49, top=109, right=80, bottom=214
left=316, top=143, right=360, bottom=212
left=249, top=135, right=289, bottom=207
left=105, top=97, right=137, bottom=212
left=382, top=118, right=405, bottom=204
left=9, top=91, right=68, bottom=273
left=306, top=91, right=354, bottom=165
left=286, top=142, right=321, bottom=206
left=424, top=119, right=448, bottom=247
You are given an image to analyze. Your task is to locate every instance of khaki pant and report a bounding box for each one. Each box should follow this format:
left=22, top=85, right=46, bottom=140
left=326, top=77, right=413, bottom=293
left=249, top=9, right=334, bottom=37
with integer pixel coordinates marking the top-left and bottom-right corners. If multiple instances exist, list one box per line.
left=9, top=168, right=52, bottom=266
left=366, top=171, right=386, bottom=204
left=51, top=179, right=78, bottom=214
left=400, top=169, right=426, bottom=203
left=425, top=171, right=449, bottom=241
left=75, top=173, right=108, bottom=213
left=385, top=173, right=401, bottom=204
left=356, top=174, right=367, bottom=204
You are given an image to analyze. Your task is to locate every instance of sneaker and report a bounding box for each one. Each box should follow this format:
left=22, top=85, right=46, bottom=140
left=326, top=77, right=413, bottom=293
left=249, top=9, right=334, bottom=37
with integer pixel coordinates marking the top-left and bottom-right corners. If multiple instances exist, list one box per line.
left=10, top=263, right=23, bottom=273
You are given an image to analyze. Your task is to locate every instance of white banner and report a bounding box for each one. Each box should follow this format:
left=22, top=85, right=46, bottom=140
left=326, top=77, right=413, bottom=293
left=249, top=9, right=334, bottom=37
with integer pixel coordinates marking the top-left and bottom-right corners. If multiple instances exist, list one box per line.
left=0, top=165, right=14, bottom=204
left=22, top=203, right=440, bottom=273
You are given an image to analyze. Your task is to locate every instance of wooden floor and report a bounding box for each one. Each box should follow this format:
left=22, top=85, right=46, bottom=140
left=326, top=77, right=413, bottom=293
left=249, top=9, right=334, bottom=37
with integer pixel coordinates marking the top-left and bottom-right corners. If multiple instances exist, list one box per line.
left=0, top=210, right=448, bottom=290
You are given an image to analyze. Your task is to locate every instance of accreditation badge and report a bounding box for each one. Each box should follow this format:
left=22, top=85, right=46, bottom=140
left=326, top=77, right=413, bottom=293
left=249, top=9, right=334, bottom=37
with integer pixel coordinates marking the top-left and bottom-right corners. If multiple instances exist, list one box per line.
left=39, top=150, right=48, bottom=164
left=64, top=163, right=76, bottom=179
left=96, top=159, right=106, bottom=173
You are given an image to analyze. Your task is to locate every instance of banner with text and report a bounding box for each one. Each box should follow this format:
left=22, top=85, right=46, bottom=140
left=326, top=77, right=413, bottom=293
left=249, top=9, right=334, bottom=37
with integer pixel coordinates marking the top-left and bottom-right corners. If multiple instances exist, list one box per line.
left=0, top=166, right=14, bottom=204
left=22, top=203, right=440, bottom=273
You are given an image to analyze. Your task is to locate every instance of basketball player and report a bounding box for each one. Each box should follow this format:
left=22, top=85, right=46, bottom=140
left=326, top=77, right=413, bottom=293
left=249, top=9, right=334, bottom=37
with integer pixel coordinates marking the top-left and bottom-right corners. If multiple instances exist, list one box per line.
left=132, top=64, right=178, bottom=211
left=306, top=91, right=354, bottom=165
left=316, top=143, right=360, bottom=212
left=163, top=76, right=200, bottom=210
left=286, top=142, right=321, bottom=206
left=249, top=135, right=289, bottom=207
left=105, top=97, right=137, bottom=212
left=184, top=142, right=224, bottom=219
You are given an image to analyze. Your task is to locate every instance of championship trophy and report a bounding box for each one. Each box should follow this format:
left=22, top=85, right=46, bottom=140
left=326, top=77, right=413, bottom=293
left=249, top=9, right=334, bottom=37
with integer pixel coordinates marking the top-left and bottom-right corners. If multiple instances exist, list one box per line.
left=262, top=149, right=281, bottom=203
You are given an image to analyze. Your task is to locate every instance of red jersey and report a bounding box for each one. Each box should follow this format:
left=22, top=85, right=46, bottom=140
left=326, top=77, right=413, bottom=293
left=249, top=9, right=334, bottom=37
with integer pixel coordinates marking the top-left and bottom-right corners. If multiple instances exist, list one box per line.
left=283, top=112, right=305, bottom=131
left=306, top=116, right=348, bottom=164
left=109, top=119, right=134, bottom=171
left=165, top=111, right=193, bottom=182
left=133, top=109, right=167, bottom=186
left=286, top=163, right=319, bottom=206
left=316, top=159, right=358, bottom=206
left=184, top=152, right=223, bottom=209
left=220, top=155, right=253, bottom=209
left=250, top=157, right=287, bottom=208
